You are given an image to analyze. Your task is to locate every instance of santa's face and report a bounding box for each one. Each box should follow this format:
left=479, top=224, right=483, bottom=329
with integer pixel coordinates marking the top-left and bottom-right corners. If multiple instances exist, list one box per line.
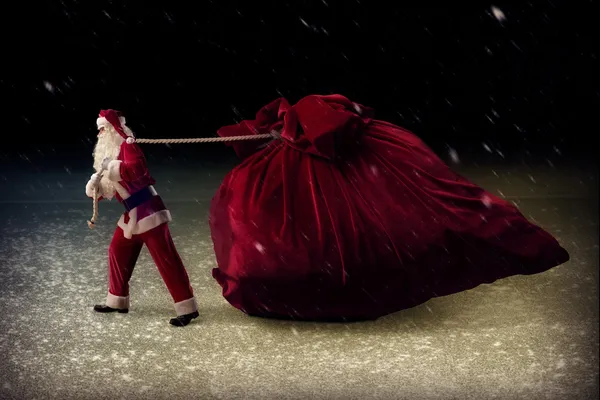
left=92, top=124, right=124, bottom=199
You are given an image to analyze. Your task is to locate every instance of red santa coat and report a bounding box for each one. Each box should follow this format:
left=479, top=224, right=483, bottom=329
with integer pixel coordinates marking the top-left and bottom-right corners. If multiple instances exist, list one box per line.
left=104, top=140, right=171, bottom=239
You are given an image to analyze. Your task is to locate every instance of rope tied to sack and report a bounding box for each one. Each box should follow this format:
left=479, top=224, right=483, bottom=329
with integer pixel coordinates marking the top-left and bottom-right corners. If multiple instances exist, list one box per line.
left=134, top=132, right=279, bottom=144
left=87, top=130, right=281, bottom=229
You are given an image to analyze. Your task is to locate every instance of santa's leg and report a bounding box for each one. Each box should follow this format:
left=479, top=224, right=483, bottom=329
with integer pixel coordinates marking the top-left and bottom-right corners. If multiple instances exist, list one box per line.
left=142, top=223, right=199, bottom=326
left=94, top=226, right=143, bottom=313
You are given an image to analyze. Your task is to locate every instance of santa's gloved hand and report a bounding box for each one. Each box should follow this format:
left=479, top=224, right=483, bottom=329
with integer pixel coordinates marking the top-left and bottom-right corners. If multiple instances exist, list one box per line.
left=86, top=174, right=101, bottom=198
left=101, top=157, right=112, bottom=170
left=91, top=173, right=102, bottom=185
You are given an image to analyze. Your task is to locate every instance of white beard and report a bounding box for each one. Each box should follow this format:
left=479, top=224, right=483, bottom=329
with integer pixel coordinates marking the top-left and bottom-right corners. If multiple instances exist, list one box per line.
left=92, top=128, right=124, bottom=200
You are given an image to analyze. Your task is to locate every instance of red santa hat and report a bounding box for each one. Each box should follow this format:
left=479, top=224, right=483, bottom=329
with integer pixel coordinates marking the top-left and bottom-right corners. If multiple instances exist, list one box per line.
left=97, top=109, right=136, bottom=144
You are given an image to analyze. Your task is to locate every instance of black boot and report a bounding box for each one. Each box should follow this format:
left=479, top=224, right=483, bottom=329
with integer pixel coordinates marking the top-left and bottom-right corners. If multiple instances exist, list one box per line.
left=94, top=304, right=129, bottom=313
left=169, top=311, right=199, bottom=327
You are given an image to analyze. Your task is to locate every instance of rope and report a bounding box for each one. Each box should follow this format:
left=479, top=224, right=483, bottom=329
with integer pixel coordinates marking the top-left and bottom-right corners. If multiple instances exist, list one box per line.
left=86, top=131, right=280, bottom=228
left=87, top=170, right=105, bottom=229
left=87, top=187, right=100, bottom=229
left=135, top=132, right=276, bottom=144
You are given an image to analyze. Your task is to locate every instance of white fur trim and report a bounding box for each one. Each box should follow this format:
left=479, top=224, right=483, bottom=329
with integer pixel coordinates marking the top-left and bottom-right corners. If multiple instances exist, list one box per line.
left=105, top=292, right=129, bottom=309
left=113, top=182, right=131, bottom=199
left=107, top=160, right=122, bottom=182
left=112, top=185, right=167, bottom=238
left=97, top=116, right=133, bottom=137
left=117, top=210, right=172, bottom=236
left=126, top=137, right=136, bottom=144
left=123, top=207, right=137, bottom=239
left=137, top=210, right=172, bottom=233
left=174, top=297, right=198, bottom=316
left=97, top=117, right=109, bottom=129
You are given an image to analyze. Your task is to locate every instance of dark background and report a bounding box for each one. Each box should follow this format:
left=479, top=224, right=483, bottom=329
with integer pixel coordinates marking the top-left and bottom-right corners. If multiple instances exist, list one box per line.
left=1, top=1, right=594, bottom=166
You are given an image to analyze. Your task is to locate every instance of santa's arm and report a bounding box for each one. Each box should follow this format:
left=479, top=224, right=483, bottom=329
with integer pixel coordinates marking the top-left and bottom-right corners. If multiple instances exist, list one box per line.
left=105, top=144, right=147, bottom=183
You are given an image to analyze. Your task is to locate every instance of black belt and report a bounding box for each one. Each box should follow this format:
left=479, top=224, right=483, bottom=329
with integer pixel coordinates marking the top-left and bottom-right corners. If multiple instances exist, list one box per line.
left=123, top=186, right=155, bottom=212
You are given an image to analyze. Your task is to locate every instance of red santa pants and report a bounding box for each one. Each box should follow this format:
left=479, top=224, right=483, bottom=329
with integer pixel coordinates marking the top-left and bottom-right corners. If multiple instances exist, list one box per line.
left=106, top=223, right=196, bottom=315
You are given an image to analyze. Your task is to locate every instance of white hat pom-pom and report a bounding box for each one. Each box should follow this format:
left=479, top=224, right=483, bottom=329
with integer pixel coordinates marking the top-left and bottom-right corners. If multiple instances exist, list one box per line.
left=126, top=137, right=136, bottom=144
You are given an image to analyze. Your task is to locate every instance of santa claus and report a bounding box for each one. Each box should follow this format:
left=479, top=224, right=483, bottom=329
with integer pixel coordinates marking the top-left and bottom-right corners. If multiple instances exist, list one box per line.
left=86, top=109, right=199, bottom=327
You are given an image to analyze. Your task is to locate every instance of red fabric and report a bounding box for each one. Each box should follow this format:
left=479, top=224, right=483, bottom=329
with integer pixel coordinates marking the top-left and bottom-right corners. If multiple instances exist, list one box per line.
left=100, top=141, right=164, bottom=222
left=99, top=109, right=128, bottom=140
left=209, top=94, right=570, bottom=321
left=115, top=141, right=151, bottom=184
left=108, top=224, right=194, bottom=303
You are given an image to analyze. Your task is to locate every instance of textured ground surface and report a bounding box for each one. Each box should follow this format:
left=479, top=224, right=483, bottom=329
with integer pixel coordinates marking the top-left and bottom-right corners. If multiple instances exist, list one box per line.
left=0, top=157, right=597, bottom=400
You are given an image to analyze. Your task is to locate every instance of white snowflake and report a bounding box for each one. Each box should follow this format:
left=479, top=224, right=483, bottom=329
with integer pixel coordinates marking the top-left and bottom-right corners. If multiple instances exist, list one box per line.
left=553, top=146, right=561, bottom=155
left=43, top=81, right=54, bottom=93
left=448, top=148, right=460, bottom=163
left=254, top=242, right=265, bottom=254
left=491, top=6, right=506, bottom=22
left=481, top=194, right=493, bottom=208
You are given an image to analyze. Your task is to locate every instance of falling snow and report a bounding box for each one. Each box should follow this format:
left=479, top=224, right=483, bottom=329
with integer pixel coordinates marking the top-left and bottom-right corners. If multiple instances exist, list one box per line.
left=254, top=242, right=266, bottom=254
left=528, top=174, right=537, bottom=183
left=43, top=81, right=54, bottom=93
left=481, top=194, right=493, bottom=208
left=491, top=6, right=506, bottom=22
left=448, top=148, right=460, bottom=163
left=554, top=146, right=562, bottom=155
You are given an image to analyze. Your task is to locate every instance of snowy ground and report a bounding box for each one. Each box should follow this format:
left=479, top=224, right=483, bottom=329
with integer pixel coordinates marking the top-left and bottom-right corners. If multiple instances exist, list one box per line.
left=0, top=156, right=597, bottom=400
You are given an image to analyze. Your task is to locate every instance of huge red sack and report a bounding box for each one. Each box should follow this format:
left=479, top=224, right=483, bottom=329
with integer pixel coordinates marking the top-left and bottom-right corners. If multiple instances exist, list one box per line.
left=209, top=94, right=569, bottom=321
